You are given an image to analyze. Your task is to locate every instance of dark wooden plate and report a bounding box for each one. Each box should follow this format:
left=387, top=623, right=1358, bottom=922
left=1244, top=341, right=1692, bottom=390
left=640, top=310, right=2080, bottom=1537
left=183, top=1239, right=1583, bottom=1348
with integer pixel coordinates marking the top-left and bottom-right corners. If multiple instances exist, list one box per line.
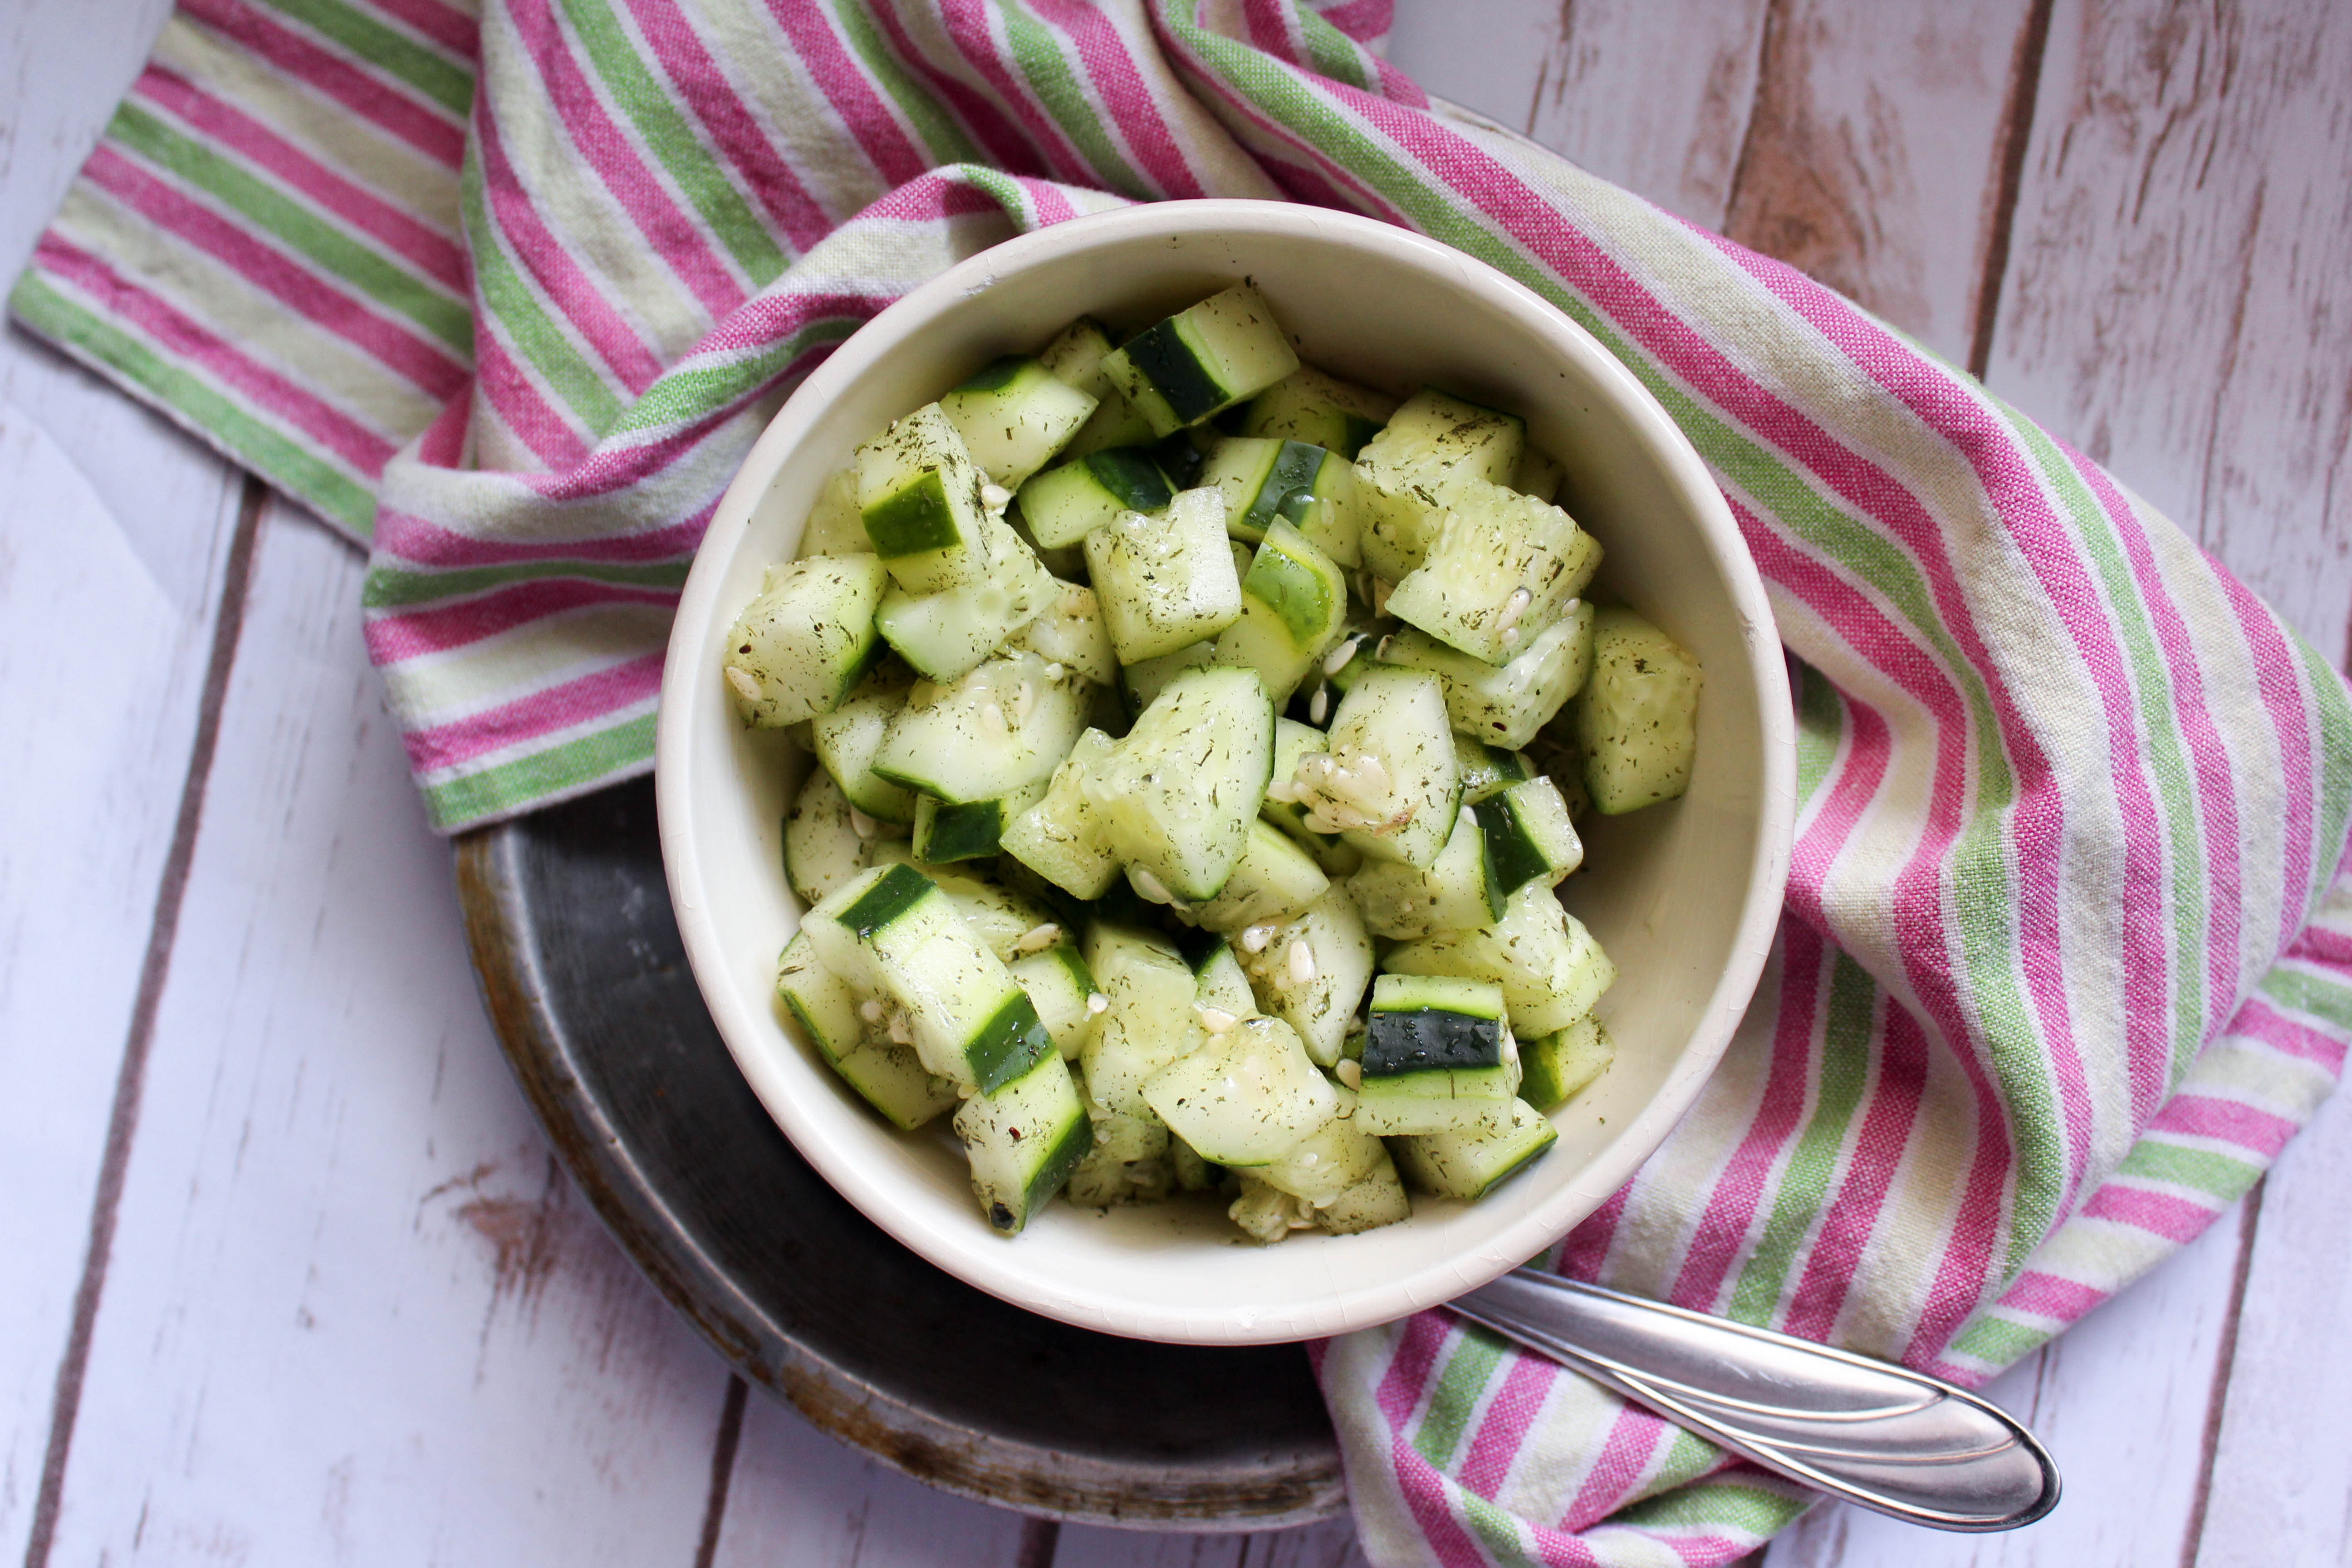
left=452, top=779, right=1343, bottom=1529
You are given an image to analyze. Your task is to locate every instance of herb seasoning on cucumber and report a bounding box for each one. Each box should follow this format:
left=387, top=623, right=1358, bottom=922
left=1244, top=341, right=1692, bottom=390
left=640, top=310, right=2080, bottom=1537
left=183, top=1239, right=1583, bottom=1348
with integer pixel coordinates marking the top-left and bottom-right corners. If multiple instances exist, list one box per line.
left=721, top=286, right=1701, bottom=1241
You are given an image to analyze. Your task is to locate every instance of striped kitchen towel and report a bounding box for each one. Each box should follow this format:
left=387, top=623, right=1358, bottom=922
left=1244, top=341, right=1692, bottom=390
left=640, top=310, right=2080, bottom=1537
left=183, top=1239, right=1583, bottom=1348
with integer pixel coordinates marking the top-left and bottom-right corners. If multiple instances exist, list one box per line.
left=16, top=3, right=2352, bottom=1563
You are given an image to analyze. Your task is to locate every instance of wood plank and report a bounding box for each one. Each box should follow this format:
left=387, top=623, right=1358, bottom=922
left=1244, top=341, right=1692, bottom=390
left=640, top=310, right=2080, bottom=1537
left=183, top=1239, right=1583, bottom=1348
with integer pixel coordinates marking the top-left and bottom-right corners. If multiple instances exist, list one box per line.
left=708, top=1388, right=1036, bottom=1568
left=1049, top=1516, right=1369, bottom=1568
left=34, top=509, right=748, bottom=1566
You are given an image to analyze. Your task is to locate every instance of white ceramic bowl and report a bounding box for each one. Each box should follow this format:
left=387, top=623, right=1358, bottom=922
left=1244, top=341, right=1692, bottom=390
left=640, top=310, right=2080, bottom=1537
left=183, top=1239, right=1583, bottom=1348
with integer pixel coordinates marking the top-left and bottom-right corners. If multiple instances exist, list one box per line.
left=658, top=201, right=1793, bottom=1346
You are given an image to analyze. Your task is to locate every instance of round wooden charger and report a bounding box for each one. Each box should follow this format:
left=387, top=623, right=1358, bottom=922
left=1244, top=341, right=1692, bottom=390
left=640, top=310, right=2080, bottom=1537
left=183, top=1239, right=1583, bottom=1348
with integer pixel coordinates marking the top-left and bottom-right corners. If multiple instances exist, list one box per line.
left=452, top=779, right=1344, bottom=1529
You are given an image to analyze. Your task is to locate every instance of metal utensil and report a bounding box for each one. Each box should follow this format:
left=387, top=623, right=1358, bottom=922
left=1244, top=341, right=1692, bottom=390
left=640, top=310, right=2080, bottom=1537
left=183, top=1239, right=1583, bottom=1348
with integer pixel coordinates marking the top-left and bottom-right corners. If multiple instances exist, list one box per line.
left=1449, top=1269, right=2061, bottom=1532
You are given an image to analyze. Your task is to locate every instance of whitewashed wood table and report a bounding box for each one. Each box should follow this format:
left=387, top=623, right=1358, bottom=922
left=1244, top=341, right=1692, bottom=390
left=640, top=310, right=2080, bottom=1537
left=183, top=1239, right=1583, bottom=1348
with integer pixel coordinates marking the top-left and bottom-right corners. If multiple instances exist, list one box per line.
left=5, top=2, right=2347, bottom=1564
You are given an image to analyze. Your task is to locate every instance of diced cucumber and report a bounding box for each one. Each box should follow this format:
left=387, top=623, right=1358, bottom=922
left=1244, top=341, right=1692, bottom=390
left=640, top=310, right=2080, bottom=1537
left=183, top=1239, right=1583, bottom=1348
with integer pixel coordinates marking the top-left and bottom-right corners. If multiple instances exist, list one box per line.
left=1385, top=479, right=1599, bottom=664
left=801, top=864, right=1051, bottom=1093
left=1211, top=518, right=1348, bottom=705
left=871, top=653, right=1088, bottom=804
left=1474, top=775, right=1583, bottom=894
left=1524, top=723, right=1593, bottom=820
left=1008, top=580, right=1118, bottom=686
left=1392, top=1098, right=1556, bottom=1200
left=954, top=1048, right=1091, bottom=1234
left=1518, top=1016, right=1613, bottom=1110
left=1188, top=939, right=1258, bottom=1018
left=999, top=727, right=1123, bottom=899
left=1064, top=1087, right=1172, bottom=1207
left=856, top=403, right=997, bottom=594
left=1575, top=607, right=1702, bottom=813
left=722, top=554, right=888, bottom=728
left=1039, top=315, right=1159, bottom=457
left=1011, top=944, right=1102, bottom=1059
left=1513, top=445, right=1565, bottom=504
left=1352, top=389, right=1525, bottom=580
left=1119, top=640, right=1215, bottom=716
left=1229, top=1175, right=1314, bottom=1242
left=1086, top=667, right=1274, bottom=902
left=1261, top=716, right=1360, bottom=874
left=774, top=931, right=867, bottom=1061
left=1286, top=666, right=1461, bottom=871
left=1343, top=806, right=1502, bottom=939
left=1318, top=1155, right=1413, bottom=1234
left=1177, top=819, right=1330, bottom=934
left=1101, top=283, right=1300, bottom=436
left=874, top=536, right=1055, bottom=683
left=938, top=354, right=1098, bottom=488
left=1383, top=882, right=1617, bottom=1038
left=912, top=775, right=1051, bottom=863
left=926, top=869, right=1060, bottom=962
left=1009, top=507, right=1086, bottom=582
left=794, top=466, right=873, bottom=559
left=1452, top=734, right=1532, bottom=804
left=1170, top=1134, right=1218, bottom=1191
left=1084, top=487, right=1245, bottom=664
left=1017, top=448, right=1174, bottom=549
left=1236, top=364, right=1398, bottom=460
left=1079, top=923, right=1202, bottom=1117
left=785, top=767, right=887, bottom=906
left=779, top=937, right=960, bottom=1131
left=1142, top=1014, right=1337, bottom=1167
left=1378, top=604, right=1593, bottom=750
left=1237, top=887, right=1375, bottom=1068
left=1355, top=975, right=1519, bottom=1136
left=1200, top=436, right=1356, bottom=549
left=1257, top=1086, right=1385, bottom=1206
left=810, top=665, right=920, bottom=823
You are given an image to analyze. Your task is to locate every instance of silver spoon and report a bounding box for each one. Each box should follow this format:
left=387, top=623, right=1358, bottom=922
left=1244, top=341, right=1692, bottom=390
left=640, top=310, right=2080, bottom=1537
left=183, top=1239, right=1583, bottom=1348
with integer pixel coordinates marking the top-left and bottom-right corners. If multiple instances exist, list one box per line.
left=1448, top=1269, right=2062, bottom=1532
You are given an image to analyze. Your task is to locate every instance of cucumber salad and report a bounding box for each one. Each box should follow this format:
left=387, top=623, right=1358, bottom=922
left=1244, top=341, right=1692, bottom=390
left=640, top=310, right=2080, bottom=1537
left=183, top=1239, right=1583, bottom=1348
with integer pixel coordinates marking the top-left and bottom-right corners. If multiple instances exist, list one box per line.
left=725, top=282, right=1702, bottom=1243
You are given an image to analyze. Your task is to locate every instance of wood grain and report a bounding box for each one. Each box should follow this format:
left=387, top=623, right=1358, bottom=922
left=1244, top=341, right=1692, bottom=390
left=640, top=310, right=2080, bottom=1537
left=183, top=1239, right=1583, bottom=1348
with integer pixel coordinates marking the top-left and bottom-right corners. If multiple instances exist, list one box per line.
left=1050, top=1517, right=1370, bottom=1568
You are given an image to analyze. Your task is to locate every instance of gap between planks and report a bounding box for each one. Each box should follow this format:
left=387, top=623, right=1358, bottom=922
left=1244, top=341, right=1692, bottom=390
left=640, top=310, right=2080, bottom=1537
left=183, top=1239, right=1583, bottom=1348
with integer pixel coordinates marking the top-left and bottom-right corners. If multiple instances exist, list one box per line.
left=20, top=473, right=270, bottom=1568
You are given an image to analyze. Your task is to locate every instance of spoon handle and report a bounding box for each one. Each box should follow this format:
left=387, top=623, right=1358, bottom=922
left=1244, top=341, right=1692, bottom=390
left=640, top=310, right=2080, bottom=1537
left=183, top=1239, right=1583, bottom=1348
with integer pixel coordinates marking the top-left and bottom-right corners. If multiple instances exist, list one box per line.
left=1448, top=1269, right=2061, bottom=1533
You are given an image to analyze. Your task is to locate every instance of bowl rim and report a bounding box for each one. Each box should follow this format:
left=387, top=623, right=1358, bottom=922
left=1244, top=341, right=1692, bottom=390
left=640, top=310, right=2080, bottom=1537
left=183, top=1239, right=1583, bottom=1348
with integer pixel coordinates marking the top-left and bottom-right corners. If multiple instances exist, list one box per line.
left=657, top=198, right=1796, bottom=1345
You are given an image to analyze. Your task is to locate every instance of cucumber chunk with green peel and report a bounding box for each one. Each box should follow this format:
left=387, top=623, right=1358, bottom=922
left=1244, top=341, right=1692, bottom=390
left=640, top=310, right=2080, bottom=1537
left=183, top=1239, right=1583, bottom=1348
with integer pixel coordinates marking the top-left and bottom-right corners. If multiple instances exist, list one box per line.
left=1392, top=1098, right=1557, bottom=1200
left=1257, top=1086, right=1386, bottom=1206
left=1236, top=364, right=1399, bottom=460
left=1284, top=666, right=1461, bottom=871
left=1344, top=805, right=1503, bottom=939
left=1201, top=436, right=1357, bottom=549
left=1518, top=1016, right=1613, bottom=1110
left=1142, top=1014, right=1338, bottom=1167
left=785, top=767, right=892, bottom=906
left=954, top=1048, right=1092, bottom=1234
left=1011, top=944, right=1102, bottom=1060
left=1513, top=445, right=1565, bottom=504
left=1260, top=716, right=1360, bottom=873
left=1176, top=819, right=1330, bottom=934
left=856, top=403, right=998, bottom=593
left=1237, top=887, right=1375, bottom=1068
left=1085, top=667, right=1274, bottom=902
left=1170, top=1135, right=1218, bottom=1191
left=1211, top=519, right=1348, bottom=705
left=870, top=653, right=1089, bottom=804
left=722, top=554, right=888, bottom=727
left=1101, top=283, right=1300, bottom=436
left=775, top=931, right=867, bottom=1061
left=1575, top=607, right=1702, bottom=813
left=938, top=354, right=1098, bottom=489
left=810, top=665, right=920, bottom=823
left=1474, top=775, right=1583, bottom=895
left=1352, top=389, right=1526, bottom=580
left=912, top=775, right=1050, bottom=863
left=923, top=869, right=1061, bottom=963
left=777, top=935, right=960, bottom=1131
left=1452, top=734, right=1532, bottom=804
left=1383, top=881, right=1617, bottom=1039
left=801, top=864, right=1053, bottom=1093
left=1188, top=940, right=1258, bottom=1018
left=1017, top=447, right=1174, bottom=549
left=1385, top=479, right=1598, bottom=664
left=1040, top=315, right=1160, bottom=457
left=874, top=538, right=1055, bottom=683
left=1007, top=580, right=1118, bottom=686
left=794, top=466, right=872, bottom=559
left=1355, top=974, right=1520, bottom=1136
left=1084, top=487, right=1245, bottom=664
left=999, top=727, right=1123, bottom=899
left=1064, top=1089, right=1172, bottom=1207
left=1079, top=923, right=1203, bottom=1117
left=1378, top=604, right=1593, bottom=749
